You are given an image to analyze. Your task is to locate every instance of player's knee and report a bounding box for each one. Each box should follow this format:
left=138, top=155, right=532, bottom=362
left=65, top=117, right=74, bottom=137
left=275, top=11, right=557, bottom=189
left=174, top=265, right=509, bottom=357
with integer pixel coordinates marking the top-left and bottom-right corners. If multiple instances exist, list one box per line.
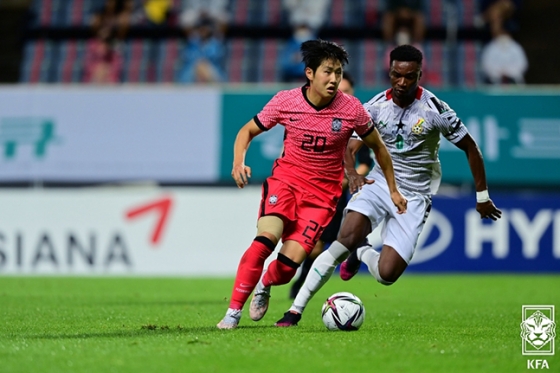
left=337, top=213, right=370, bottom=249
left=337, top=231, right=366, bottom=251
left=377, top=262, right=403, bottom=285
left=254, top=235, right=277, bottom=251
left=269, top=253, right=299, bottom=285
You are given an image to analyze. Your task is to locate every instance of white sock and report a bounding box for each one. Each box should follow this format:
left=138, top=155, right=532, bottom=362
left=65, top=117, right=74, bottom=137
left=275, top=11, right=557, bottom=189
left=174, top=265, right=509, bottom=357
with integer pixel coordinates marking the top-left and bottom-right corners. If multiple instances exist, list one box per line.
left=356, top=245, right=372, bottom=261
left=360, top=247, right=393, bottom=285
left=290, top=241, right=350, bottom=314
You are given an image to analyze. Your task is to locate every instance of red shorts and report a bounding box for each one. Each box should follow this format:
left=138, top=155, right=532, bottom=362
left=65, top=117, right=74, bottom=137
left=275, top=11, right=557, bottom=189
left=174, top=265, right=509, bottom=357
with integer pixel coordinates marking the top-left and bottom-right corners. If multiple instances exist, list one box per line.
left=258, top=177, right=338, bottom=254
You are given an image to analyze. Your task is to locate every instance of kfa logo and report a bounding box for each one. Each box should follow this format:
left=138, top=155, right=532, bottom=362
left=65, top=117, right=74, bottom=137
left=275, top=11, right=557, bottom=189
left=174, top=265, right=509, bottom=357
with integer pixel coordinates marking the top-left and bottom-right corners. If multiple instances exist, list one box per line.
left=520, top=305, right=556, bottom=356
left=331, top=118, right=342, bottom=132
left=268, top=195, right=278, bottom=205
left=527, top=360, right=549, bottom=369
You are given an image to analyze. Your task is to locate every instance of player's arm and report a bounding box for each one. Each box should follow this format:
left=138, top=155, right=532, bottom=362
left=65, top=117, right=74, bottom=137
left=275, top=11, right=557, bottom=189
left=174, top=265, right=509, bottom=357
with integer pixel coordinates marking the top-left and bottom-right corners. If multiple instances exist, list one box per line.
left=361, top=128, right=407, bottom=214
left=232, top=119, right=264, bottom=188
left=343, top=139, right=372, bottom=190
left=454, top=133, right=502, bottom=220
left=344, top=138, right=369, bottom=193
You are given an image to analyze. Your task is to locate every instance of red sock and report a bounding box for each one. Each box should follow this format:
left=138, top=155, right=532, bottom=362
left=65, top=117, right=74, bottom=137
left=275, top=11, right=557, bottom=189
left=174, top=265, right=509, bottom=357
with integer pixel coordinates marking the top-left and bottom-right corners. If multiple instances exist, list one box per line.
left=262, top=254, right=299, bottom=287
left=229, top=237, right=275, bottom=310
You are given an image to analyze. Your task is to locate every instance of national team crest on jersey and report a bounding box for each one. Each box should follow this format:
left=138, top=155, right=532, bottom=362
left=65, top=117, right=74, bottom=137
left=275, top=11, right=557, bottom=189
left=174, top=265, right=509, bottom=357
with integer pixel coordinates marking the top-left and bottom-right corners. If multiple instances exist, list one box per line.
left=331, top=118, right=342, bottom=132
left=268, top=195, right=278, bottom=205
left=412, top=118, right=425, bottom=135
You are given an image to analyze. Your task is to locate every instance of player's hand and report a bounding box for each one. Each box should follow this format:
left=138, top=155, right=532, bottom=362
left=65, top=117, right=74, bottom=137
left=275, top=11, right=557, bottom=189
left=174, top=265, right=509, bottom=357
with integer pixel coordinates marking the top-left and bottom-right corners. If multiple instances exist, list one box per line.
left=391, top=190, right=407, bottom=214
left=346, top=172, right=375, bottom=194
left=476, top=200, right=502, bottom=220
left=231, top=164, right=252, bottom=188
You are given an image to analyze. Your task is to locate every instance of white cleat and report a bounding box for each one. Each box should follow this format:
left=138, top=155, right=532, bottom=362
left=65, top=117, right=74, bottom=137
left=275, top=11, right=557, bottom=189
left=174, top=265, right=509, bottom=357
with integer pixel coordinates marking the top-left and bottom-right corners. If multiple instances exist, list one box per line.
left=216, top=308, right=242, bottom=329
left=249, top=287, right=271, bottom=321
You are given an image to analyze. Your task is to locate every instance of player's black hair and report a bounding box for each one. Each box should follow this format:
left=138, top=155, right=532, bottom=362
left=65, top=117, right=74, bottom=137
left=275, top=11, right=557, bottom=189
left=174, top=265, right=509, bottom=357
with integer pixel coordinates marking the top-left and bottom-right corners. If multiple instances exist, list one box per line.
left=300, top=39, right=349, bottom=80
left=389, top=44, right=423, bottom=67
left=342, top=71, right=354, bottom=87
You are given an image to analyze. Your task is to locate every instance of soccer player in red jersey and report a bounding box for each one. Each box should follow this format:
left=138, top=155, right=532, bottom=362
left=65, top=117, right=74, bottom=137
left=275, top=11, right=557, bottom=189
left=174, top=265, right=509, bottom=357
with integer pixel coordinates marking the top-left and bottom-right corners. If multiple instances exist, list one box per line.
left=217, top=39, right=408, bottom=329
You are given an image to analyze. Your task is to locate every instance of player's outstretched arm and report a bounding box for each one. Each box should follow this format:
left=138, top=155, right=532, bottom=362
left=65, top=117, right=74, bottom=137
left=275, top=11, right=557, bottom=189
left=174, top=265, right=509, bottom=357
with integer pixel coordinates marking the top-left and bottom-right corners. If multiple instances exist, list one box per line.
left=344, top=139, right=373, bottom=194
left=362, top=129, right=407, bottom=214
left=454, top=133, right=502, bottom=220
left=232, top=119, right=264, bottom=188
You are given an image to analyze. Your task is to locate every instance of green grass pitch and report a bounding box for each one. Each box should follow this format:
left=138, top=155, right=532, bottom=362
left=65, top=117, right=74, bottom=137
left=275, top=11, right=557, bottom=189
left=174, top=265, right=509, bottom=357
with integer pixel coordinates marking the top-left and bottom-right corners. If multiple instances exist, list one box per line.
left=1, top=275, right=558, bottom=373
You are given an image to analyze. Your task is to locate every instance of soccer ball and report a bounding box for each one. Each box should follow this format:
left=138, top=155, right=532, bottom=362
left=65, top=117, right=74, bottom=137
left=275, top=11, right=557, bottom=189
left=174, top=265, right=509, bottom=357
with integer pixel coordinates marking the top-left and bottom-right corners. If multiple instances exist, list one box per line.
left=321, top=292, right=365, bottom=331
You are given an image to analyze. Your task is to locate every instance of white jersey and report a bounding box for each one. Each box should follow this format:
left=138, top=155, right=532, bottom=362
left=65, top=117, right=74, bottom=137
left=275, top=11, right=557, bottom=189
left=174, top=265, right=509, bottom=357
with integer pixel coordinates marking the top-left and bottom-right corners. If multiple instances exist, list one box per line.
left=357, top=87, right=469, bottom=195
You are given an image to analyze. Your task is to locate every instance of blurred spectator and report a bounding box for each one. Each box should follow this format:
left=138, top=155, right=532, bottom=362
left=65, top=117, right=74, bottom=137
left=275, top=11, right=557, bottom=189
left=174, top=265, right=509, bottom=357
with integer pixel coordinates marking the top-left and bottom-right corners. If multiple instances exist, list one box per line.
left=479, top=0, right=521, bottom=38
left=83, top=27, right=123, bottom=84
left=132, top=0, right=172, bottom=26
left=382, top=0, right=425, bottom=44
left=480, top=34, right=527, bottom=84
left=179, top=0, right=229, bottom=36
left=383, top=27, right=423, bottom=71
left=280, top=0, right=330, bottom=83
left=90, top=0, right=134, bottom=40
left=478, top=0, right=527, bottom=84
left=283, top=0, right=331, bottom=33
left=176, top=16, right=225, bottom=83
left=279, top=24, right=315, bottom=83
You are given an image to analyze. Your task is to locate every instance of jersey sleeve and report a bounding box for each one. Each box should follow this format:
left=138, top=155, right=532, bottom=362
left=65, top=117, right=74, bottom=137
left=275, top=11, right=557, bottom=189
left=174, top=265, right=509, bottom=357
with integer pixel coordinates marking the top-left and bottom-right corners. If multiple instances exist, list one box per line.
left=431, top=98, right=469, bottom=144
left=353, top=104, right=375, bottom=138
left=254, top=92, right=283, bottom=131
left=351, top=102, right=379, bottom=142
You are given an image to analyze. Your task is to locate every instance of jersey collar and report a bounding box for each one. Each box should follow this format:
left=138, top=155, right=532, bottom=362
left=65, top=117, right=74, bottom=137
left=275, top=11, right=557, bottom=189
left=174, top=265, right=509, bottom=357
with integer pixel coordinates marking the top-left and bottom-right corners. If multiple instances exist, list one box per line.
left=301, top=85, right=337, bottom=111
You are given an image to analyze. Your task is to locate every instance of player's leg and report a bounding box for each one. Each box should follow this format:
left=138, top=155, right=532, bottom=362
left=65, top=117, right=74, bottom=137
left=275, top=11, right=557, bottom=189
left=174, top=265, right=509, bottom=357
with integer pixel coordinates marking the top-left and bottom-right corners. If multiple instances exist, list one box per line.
left=357, top=243, right=404, bottom=285
left=359, top=195, right=432, bottom=285
left=276, top=187, right=382, bottom=326
left=276, top=238, right=355, bottom=326
left=252, top=202, right=333, bottom=322
left=217, top=178, right=295, bottom=329
left=250, top=239, right=307, bottom=321
left=217, top=215, right=283, bottom=329
left=289, top=194, right=343, bottom=298
left=338, top=210, right=375, bottom=280
left=337, top=181, right=387, bottom=281
left=289, top=239, right=324, bottom=299
left=291, top=210, right=371, bottom=310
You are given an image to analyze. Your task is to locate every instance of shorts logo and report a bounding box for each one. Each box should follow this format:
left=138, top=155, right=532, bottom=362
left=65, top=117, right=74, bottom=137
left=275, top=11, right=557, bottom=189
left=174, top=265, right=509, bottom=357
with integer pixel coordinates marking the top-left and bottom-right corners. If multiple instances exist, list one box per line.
left=268, top=195, right=278, bottom=205
left=412, top=118, right=425, bottom=135
left=520, top=305, right=556, bottom=355
left=332, top=118, right=342, bottom=132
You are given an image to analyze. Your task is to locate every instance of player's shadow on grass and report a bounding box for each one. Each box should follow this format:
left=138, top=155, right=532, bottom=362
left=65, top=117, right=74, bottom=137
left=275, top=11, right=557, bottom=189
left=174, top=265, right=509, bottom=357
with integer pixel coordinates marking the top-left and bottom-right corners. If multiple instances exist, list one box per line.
left=101, top=299, right=227, bottom=307
left=16, top=324, right=278, bottom=340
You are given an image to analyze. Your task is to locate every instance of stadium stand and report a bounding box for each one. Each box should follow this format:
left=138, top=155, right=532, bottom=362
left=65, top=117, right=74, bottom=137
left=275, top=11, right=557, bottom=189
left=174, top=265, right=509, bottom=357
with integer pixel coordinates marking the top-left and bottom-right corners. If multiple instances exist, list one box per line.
left=21, top=0, right=486, bottom=87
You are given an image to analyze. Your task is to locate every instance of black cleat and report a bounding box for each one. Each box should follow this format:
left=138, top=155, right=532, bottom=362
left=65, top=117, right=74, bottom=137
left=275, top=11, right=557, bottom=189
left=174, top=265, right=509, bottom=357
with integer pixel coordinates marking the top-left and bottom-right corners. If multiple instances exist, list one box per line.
left=275, top=311, right=302, bottom=327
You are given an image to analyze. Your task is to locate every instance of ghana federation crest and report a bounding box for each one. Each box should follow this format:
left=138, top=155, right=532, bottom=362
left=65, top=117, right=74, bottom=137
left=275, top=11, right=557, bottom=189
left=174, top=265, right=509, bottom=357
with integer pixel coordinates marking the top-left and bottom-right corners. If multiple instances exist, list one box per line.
left=412, top=118, right=425, bottom=135
left=331, top=118, right=342, bottom=132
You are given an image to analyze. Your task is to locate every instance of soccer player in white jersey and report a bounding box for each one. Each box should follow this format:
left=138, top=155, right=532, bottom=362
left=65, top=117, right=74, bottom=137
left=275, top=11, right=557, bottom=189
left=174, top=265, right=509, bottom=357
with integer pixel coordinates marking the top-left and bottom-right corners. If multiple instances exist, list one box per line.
left=276, top=44, right=502, bottom=327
